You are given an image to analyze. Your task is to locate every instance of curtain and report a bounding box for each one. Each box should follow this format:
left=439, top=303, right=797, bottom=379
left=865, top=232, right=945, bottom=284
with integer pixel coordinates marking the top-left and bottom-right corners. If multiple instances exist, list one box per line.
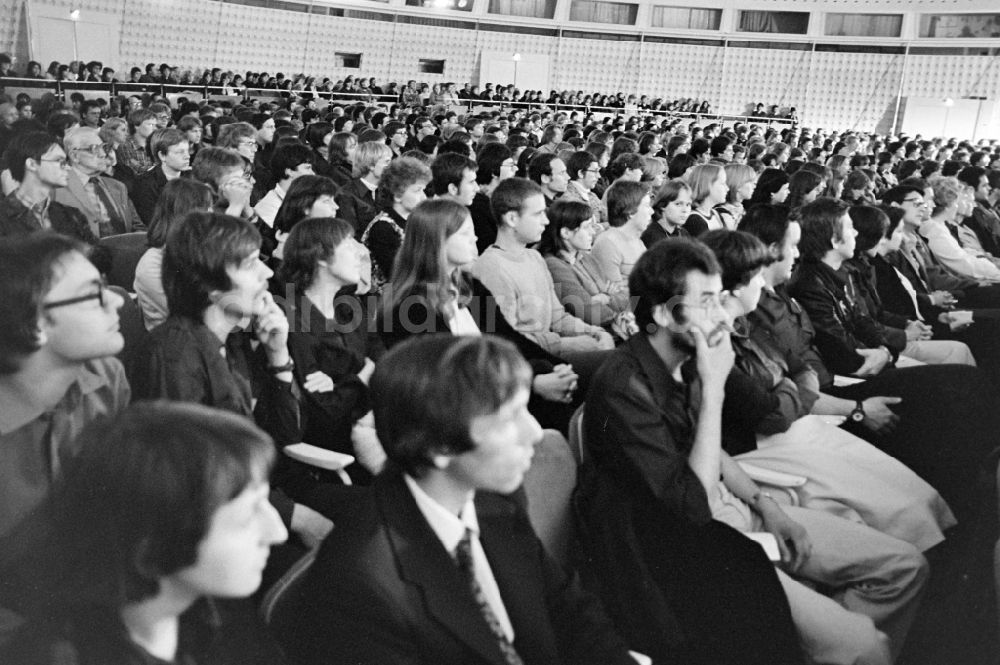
left=489, top=0, right=555, bottom=19
left=569, top=0, right=638, bottom=26
left=826, top=14, right=902, bottom=38
left=651, top=6, right=720, bottom=30
left=738, top=10, right=808, bottom=35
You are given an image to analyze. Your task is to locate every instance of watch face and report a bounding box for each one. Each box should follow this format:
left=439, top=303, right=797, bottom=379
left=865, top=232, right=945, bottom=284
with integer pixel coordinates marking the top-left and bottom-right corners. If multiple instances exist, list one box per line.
left=851, top=410, right=865, bottom=422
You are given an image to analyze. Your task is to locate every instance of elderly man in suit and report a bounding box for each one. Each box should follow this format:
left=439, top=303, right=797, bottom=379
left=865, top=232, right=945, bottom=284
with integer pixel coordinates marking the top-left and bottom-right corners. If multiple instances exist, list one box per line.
left=284, top=335, right=641, bottom=665
left=55, top=127, right=142, bottom=238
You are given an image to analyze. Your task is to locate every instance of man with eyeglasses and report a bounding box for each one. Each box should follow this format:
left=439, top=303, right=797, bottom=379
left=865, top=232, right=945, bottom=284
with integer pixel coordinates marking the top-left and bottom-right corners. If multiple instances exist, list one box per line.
left=384, top=121, right=409, bottom=158
left=0, top=231, right=128, bottom=544
left=0, top=132, right=96, bottom=243
left=561, top=151, right=608, bottom=226
left=54, top=127, right=141, bottom=238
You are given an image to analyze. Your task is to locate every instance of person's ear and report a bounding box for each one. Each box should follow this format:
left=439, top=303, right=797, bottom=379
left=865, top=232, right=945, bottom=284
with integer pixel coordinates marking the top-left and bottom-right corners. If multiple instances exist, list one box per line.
left=651, top=302, right=675, bottom=330
left=448, top=182, right=459, bottom=197
left=429, top=452, right=452, bottom=471
left=501, top=210, right=519, bottom=229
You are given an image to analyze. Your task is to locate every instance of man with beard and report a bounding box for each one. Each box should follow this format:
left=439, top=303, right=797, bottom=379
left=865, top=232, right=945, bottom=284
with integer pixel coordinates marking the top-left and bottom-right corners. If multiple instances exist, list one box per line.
left=576, top=238, right=927, bottom=665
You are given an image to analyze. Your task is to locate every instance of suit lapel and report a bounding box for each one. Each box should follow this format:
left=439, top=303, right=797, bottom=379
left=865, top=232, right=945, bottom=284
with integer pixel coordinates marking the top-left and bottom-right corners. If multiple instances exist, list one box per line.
left=65, top=171, right=99, bottom=223
left=376, top=473, right=509, bottom=665
left=479, top=496, right=557, bottom=664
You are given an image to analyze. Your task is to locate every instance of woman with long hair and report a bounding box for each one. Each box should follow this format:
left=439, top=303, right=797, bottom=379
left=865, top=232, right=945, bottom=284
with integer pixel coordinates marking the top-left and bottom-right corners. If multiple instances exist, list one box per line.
left=326, top=131, right=357, bottom=188
left=786, top=169, right=825, bottom=212
left=272, top=174, right=340, bottom=264
left=746, top=167, right=790, bottom=208
left=380, top=198, right=579, bottom=432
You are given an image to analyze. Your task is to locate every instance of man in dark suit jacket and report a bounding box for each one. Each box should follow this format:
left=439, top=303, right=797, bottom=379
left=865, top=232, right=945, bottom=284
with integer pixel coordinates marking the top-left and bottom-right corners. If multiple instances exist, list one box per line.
left=282, top=335, right=638, bottom=665
left=129, top=128, right=192, bottom=225
left=55, top=127, right=142, bottom=237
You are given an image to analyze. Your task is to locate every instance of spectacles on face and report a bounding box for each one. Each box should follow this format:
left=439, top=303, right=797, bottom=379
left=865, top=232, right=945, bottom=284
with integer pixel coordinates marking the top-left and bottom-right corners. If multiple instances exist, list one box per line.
left=238, top=140, right=258, bottom=150
left=39, top=156, right=70, bottom=168
left=75, top=143, right=114, bottom=157
left=902, top=197, right=929, bottom=207
left=394, top=130, right=408, bottom=136
left=585, top=167, right=601, bottom=174
left=43, top=277, right=109, bottom=310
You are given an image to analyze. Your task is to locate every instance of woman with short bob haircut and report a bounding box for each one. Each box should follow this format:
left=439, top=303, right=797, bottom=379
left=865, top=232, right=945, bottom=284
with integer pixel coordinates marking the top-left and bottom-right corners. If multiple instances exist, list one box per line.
left=685, top=163, right=728, bottom=235
left=538, top=199, right=631, bottom=328
left=717, top=163, right=757, bottom=229
left=134, top=179, right=215, bottom=329
left=1, top=402, right=287, bottom=664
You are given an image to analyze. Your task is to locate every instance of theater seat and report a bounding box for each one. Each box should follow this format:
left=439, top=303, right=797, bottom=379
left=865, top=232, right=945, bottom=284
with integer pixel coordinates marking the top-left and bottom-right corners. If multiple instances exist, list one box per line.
left=99, top=231, right=147, bottom=290
left=522, top=430, right=577, bottom=569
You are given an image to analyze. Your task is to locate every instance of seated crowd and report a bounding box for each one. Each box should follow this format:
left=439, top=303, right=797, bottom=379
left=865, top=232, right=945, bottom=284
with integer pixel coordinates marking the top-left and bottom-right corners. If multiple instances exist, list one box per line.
left=2, top=67, right=1000, bottom=665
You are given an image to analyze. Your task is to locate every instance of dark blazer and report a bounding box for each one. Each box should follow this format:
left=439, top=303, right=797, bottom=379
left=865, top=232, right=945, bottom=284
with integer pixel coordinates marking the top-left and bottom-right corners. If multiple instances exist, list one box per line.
left=335, top=177, right=379, bottom=238
left=53, top=171, right=142, bottom=237
left=128, top=164, right=171, bottom=225
left=283, top=469, right=635, bottom=665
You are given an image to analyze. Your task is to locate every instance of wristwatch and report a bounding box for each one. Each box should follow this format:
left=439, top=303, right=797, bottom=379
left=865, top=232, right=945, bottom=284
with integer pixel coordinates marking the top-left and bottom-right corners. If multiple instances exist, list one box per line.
left=267, top=358, right=295, bottom=375
left=850, top=400, right=866, bottom=423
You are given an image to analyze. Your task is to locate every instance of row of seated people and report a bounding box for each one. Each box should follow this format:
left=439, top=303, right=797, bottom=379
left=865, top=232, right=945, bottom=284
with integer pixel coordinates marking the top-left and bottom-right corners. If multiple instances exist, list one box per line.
left=1, top=156, right=999, bottom=663
left=2, top=102, right=1000, bottom=659
left=1, top=52, right=727, bottom=116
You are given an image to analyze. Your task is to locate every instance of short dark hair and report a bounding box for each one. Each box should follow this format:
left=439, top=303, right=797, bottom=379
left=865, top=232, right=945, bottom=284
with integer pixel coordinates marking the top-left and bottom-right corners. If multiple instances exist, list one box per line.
left=849, top=205, right=890, bottom=255
left=956, top=165, right=987, bottom=190
left=269, top=141, right=314, bottom=182
left=0, top=233, right=88, bottom=374
left=881, top=184, right=922, bottom=206
left=371, top=335, right=531, bottom=476
left=738, top=204, right=792, bottom=252
left=490, top=177, right=543, bottom=224
left=700, top=229, right=773, bottom=292
left=4, top=131, right=60, bottom=182
left=163, top=212, right=261, bottom=320
left=475, top=143, right=512, bottom=185
left=710, top=136, right=732, bottom=157
left=41, top=402, right=274, bottom=607
left=537, top=199, right=593, bottom=256
left=527, top=152, right=558, bottom=184
left=274, top=175, right=339, bottom=234
left=606, top=153, right=643, bottom=182
left=565, top=150, right=597, bottom=181
left=606, top=180, right=648, bottom=227
left=278, top=217, right=355, bottom=293
left=430, top=152, right=476, bottom=196
left=630, top=238, right=721, bottom=333
left=797, top=198, right=850, bottom=262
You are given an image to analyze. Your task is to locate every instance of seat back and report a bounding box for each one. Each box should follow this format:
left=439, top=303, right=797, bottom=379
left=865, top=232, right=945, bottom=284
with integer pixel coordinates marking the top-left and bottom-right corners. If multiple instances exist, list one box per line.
left=522, top=429, right=577, bottom=569
left=99, top=231, right=147, bottom=290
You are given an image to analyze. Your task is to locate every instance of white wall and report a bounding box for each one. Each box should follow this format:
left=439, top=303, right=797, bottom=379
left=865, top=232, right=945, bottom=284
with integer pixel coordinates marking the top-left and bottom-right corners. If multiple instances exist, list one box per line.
left=4, top=0, right=1000, bottom=133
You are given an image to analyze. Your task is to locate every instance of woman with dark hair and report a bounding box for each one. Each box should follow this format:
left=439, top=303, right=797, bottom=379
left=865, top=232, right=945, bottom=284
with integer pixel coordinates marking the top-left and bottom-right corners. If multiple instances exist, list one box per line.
left=1, top=402, right=288, bottom=665
left=747, top=167, right=790, bottom=208
left=846, top=205, right=975, bottom=367
left=325, top=131, right=357, bottom=188
left=272, top=175, right=340, bottom=263
left=539, top=199, right=631, bottom=331
left=361, top=156, right=431, bottom=293
left=842, top=171, right=873, bottom=206
left=786, top=169, right=825, bottom=212
left=380, top=198, right=579, bottom=432
left=304, top=122, right=335, bottom=178
left=133, top=179, right=215, bottom=330
left=276, top=217, right=382, bottom=482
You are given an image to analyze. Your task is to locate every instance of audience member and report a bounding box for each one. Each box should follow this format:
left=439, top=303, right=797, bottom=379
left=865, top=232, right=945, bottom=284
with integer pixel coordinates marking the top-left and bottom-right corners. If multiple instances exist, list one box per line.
left=0, top=132, right=96, bottom=242
left=591, top=179, right=652, bottom=293
left=283, top=335, right=638, bottom=665
left=336, top=140, right=390, bottom=236
left=0, top=402, right=288, bottom=665
left=129, top=127, right=191, bottom=225
left=56, top=127, right=142, bottom=237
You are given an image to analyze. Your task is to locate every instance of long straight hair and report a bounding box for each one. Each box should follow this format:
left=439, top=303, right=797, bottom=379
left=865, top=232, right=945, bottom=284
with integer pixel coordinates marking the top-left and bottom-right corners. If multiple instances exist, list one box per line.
left=384, top=198, right=472, bottom=318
